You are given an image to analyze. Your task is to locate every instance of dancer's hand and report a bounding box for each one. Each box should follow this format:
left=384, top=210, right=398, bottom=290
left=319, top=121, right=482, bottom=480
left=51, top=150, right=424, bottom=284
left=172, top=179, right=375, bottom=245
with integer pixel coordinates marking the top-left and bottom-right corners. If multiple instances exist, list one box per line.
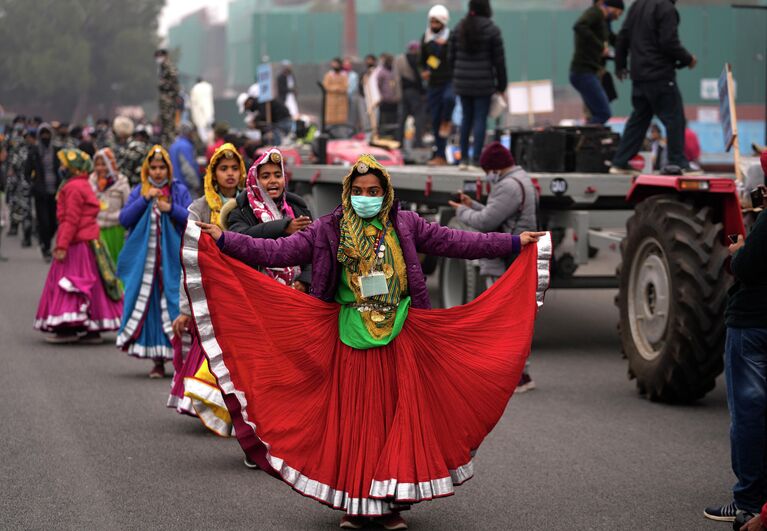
left=172, top=314, right=191, bottom=337
left=157, top=199, right=171, bottom=212
left=292, top=280, right=307, bottom=293
left=520, top=232, right=547, bottom=247
left=729, top=234, right=745, bottom=255
left=196, top=221, right=223, bottom=242
left=144, top=187, right=162, bottom=200
left=53, top=248, right=67, bottom=261
left=286, top=216, right=312, bottom=235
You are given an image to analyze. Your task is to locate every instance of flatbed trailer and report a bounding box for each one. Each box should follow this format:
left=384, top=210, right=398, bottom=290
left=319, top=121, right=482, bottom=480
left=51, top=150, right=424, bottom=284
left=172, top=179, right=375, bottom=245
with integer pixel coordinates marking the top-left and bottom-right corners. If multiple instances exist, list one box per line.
left=289, top=163, right=745, bottom=404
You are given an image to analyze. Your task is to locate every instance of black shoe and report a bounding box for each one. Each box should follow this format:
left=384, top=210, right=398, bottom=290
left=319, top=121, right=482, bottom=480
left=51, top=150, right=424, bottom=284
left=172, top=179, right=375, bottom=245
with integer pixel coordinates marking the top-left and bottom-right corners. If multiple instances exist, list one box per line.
left=42, top=249, right=52, bottom=262
left=21, top=238, right=32, bottom=248
left=704, top=501, right=738, bottom=522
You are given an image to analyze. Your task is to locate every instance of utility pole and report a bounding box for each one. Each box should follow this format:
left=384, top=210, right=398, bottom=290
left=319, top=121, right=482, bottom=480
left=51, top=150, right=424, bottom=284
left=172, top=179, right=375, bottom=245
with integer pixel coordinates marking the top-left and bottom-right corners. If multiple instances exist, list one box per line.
left=344, top=0, right=358, bottom=59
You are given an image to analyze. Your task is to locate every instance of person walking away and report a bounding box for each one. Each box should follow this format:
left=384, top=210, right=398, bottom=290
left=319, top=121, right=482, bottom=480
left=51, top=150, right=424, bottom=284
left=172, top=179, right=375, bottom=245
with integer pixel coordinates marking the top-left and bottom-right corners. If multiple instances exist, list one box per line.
left=421, top=4, right=455, bottom=166
left=449, top=141, right=539, bottom=391
left=449, top=0, right=507, bottom=169
left=116, top=145, right=191, bottom=378
left=705, top=152, right=767, bottom=525
left=89, top=148, right=131, bottom=264
left=155, top=49, right=180, bottom=146
left=26, top=124, right=60, bottom=261
left=277, top=61, right=299, bottom=119
left=189, top=77, right=215, bottom=145
left=376, top=53, right=401, bottom=138
left=569, top=0, right=624, bottom=125
left=609, top=0, right=699, bottom=175
left=395, top=42, right=426, bottom=148
left=34, top=148, right=123, bottom=344
left=169, top=122, right=200, bottom=194
left=322, top=58, right=349, bottom=127
left=169, top=142, right=246, bottom=434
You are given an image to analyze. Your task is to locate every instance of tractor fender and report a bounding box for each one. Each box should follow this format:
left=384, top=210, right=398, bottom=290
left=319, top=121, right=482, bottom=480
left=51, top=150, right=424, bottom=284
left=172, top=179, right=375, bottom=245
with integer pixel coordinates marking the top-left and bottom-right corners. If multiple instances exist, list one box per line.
left=626, top=174, right=745, bottom=243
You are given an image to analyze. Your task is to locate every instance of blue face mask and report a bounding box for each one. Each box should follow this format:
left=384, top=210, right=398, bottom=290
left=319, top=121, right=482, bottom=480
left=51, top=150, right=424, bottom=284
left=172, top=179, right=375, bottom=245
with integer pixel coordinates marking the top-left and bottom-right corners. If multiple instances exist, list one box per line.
left=350, top=195, right=384, bottom=219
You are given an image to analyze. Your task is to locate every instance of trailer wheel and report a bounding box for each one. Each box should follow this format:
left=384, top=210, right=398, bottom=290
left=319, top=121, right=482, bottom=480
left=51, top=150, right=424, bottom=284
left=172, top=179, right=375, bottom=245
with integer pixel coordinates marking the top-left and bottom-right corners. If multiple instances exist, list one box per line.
left=439, top=219, right=483, bottom=308
left=617, top=195, right=730, bottom=403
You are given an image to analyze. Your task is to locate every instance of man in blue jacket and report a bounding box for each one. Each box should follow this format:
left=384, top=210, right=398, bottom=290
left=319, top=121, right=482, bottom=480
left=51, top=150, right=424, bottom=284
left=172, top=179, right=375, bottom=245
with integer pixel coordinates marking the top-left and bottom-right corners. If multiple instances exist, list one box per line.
left=168, top=122, right=199, bottom=195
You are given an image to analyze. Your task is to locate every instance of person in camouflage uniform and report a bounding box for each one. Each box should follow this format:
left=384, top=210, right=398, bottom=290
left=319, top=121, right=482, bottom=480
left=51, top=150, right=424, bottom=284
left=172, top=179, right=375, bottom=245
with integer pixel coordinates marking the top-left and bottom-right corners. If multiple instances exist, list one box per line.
left=7, top=128, right=34, bottom=246
left=4, top=116, right=27, bottom=237
left=117, top=125, right=151, bottom=187
left=155, top=49, right=180, bottom=146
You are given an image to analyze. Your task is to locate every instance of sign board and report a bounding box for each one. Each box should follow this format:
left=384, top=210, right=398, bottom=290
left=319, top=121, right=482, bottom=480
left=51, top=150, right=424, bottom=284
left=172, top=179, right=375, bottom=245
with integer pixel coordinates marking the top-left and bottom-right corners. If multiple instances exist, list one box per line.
left=701, top=78, right=737, bottom=101
left=718, top=64, right=738, bottom=152
left=506, top=80, right=554, bottom=116
left=256, top=63, right=273, bottom=103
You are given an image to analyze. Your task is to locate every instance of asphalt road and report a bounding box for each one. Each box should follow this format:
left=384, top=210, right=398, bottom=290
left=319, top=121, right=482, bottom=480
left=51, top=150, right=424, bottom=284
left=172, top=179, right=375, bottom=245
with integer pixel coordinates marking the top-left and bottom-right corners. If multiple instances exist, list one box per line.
left=0, top=238, right=735, bottom=530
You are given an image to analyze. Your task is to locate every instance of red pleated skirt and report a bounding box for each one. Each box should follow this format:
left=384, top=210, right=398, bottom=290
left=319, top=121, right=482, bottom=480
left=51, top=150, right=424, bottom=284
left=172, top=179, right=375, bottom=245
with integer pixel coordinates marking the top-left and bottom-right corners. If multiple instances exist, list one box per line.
left=183, top=226, right=550, bottom=516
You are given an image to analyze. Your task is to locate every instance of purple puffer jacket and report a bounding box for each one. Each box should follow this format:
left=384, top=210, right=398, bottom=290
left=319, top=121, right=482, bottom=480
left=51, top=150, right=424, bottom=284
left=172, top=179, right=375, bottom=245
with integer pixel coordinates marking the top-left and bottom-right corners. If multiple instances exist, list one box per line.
left=217, top=203, right=520, bottom=309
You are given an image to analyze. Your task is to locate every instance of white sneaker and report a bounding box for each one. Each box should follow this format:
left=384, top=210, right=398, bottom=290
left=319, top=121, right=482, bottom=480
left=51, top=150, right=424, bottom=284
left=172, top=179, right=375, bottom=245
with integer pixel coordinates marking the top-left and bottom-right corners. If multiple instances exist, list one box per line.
left=608, top=165, right=639, bottom=175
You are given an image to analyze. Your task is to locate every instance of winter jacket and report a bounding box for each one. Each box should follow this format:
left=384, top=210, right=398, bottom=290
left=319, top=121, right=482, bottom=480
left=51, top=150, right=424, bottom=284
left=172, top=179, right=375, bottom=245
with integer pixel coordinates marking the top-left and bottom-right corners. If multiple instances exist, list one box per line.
left=216, top=202, right=521, bottom=310
left=89, top=172, right=132, bottom=229
left=119, top=183, right=192, bottom=233
left=456, top=166, right=538, bottom=276
left=322, top=71, right=349, bottom=125
left=448, top=16, right=507, bottom=97
left=377, top=67, right=401, bottom=104
left=55, top=174, right=101, bottom=251
left=226, top=191, right=313, bottom=286
left=395, top=53, right=424, bottom=93
left=615, top=0, right=693, bottom=82
left=25, top=124, right=61, bottom=196
left=420, top=31, right=453, bottom=87
left=570, top=5, right=609, bottom=75
left=726, top=210, right=767, bottom=329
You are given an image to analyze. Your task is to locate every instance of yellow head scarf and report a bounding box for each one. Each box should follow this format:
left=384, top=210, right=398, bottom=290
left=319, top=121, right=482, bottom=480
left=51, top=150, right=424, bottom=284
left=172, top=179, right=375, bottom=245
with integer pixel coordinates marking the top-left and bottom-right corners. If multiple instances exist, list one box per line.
left=203, top=143, right=246, bottom=227
left=140, top=145, right=173, bottom=201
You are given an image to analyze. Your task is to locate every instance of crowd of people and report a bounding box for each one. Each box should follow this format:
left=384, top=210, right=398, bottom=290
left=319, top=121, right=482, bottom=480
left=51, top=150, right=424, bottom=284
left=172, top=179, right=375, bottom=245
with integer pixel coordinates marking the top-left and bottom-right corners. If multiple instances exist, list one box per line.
left=0, top=105, right=550, bottom=527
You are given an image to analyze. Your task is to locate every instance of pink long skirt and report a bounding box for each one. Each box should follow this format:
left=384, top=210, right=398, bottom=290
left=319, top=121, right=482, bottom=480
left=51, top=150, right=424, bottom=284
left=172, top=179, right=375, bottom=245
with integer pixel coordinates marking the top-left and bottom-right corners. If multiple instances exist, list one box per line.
left=34, top=241, right=123, bottom=333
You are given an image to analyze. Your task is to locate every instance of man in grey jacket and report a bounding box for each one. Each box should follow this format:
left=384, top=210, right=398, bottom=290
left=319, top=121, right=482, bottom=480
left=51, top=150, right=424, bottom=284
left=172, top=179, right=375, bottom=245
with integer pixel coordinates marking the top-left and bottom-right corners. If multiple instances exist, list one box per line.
left=450, top=141, right=538, bottom=391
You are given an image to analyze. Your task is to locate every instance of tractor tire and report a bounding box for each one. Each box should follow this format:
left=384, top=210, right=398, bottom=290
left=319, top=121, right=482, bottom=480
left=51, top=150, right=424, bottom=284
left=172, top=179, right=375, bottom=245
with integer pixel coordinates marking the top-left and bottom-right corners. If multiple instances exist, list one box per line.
left=616, top=195, right=730, bottom=403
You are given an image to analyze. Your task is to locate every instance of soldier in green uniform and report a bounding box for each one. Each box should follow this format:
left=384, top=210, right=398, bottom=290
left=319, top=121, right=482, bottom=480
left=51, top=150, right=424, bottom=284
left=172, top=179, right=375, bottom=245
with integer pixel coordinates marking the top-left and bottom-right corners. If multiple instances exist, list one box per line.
left=116, top=124, right=152, bottom=187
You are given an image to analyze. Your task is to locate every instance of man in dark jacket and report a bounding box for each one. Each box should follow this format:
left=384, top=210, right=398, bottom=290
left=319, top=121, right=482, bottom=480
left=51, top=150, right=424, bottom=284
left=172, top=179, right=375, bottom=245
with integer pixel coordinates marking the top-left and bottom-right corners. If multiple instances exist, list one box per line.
left=395, top=41, right=426, bottom=148
left=420, top=4, right=454, bottom=166
left=609, top=0, right=698, bottom=174
left=569, top=0, right=624, bottom=124
left=448, top=0, right=507, bottom=168
left=705, top=155, right=767, bottom=524
left=25, top=123, right=61, bottom=261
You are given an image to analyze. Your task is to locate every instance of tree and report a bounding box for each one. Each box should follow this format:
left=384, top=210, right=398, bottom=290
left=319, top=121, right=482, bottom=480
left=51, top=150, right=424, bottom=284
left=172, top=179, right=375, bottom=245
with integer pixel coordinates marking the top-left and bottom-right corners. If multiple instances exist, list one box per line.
left=0, top=0, right=164, bottom=121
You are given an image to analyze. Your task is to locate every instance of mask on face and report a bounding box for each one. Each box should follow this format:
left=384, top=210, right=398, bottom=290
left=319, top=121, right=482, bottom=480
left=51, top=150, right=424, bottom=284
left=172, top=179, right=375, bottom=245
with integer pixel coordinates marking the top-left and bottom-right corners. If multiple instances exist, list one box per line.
left=350, top=195, right=384, bottom=219
left=148, top=176, right=168, bottom=188
left=484, top=170, right=501, bottom=184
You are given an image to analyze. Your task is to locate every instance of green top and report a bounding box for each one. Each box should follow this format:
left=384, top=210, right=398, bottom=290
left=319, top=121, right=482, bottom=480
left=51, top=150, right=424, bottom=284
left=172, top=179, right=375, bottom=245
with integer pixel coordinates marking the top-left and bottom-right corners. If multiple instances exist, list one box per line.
left=570, top=5, right=608, bottom=75
left=335, top=218, right=411, bottom=349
